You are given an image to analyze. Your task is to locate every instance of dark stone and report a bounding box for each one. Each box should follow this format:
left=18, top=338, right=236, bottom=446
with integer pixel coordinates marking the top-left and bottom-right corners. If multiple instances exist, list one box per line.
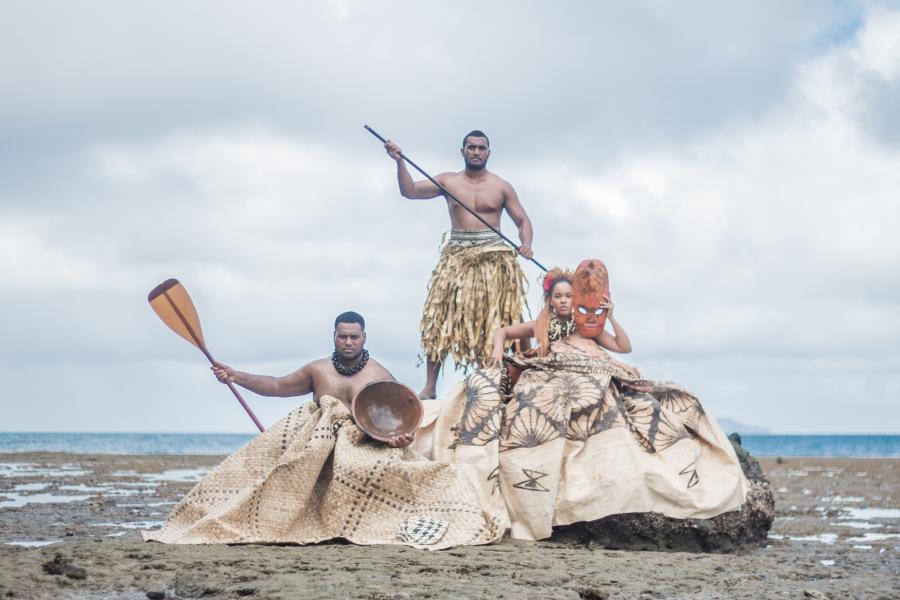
left=576, top=586, right=609, bottom=600
left=41, top=553, right=88, bottom=580
left=41, top=554, right=65, bottom=576
left=175, top=570, right=223, bottom=598
left=146, top=592, right=166, bottom=600
left=551, top=436, right=775, bottom=552
left=63, top=563, right=87, bottom=580
left=728, top=432, right=766, bottom=483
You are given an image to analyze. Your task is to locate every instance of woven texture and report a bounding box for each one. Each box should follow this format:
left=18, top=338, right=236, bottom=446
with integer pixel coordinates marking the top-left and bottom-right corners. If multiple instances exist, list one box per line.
left=143, top=396, right=505, bottom=549
left=426, top=336, right=749, bottom=540
left=420, top=230, right=527, bottom=369
left=398, top=516, right=449, bottom=545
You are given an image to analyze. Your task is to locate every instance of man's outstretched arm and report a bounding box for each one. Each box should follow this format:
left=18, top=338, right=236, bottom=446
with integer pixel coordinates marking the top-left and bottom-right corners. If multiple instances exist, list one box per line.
left=212, top=362, right=314, bottom=397
left=384, top=141, right=444, bottom=199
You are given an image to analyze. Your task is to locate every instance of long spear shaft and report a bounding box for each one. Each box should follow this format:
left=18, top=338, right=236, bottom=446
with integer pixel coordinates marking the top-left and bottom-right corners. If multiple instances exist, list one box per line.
left=364, top=125, right=548, bottom=272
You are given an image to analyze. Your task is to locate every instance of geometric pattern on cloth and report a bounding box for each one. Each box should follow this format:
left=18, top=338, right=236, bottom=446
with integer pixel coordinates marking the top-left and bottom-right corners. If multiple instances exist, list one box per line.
left=427, top=335, right=749, bottom=541
left=398, top=516, right=449, bottom=546
left=451, top=339, right=707, bottom=453
left=420, top=229, right=528, bottom=370
left=143, top=396, right=505, bottom=550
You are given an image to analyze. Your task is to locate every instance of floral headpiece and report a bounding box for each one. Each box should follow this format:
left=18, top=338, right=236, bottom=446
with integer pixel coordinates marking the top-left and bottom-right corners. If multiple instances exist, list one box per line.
left=540, top=268, right=574, bottom=295
left=542, top=275, right=554, bottom=293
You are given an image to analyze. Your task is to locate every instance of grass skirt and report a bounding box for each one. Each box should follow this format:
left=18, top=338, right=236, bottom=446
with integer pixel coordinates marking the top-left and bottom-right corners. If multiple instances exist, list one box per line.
left=420, top=230, right=527, bottom=369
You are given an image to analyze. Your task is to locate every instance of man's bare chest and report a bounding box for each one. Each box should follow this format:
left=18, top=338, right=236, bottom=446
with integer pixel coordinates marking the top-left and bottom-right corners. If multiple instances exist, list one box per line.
left=443, top=178, right=504, bottom=213
left=312, top=368, right=384, bottom=407
left=313, top=378, right=357, bottom=405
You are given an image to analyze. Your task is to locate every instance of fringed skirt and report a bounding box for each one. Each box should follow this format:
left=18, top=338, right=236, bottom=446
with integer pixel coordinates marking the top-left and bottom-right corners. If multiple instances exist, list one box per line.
left=420, top=229, right=527, bottom=369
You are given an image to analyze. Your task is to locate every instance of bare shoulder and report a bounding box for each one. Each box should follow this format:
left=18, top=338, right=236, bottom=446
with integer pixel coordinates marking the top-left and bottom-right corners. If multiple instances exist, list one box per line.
left=434, top=171, right=457, bottom=185
left=366, top=358, right=396, bottom=382
left=305, top=358, right=332, bottom=376
left=482, top=172, right=514, bottom=197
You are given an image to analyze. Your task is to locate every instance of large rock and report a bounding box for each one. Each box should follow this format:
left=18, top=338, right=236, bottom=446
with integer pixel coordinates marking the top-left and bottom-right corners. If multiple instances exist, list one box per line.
left=552, top=433, right=775, bottom=552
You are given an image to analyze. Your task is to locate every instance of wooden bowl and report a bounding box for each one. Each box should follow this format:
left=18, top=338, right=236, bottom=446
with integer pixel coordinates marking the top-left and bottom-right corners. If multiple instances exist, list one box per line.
left=351, top=381, right=423, bottom=442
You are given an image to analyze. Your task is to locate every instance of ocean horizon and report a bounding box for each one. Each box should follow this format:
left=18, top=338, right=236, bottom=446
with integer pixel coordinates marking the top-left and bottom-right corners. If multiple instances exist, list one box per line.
left=0, top=432, right=897, bottom=457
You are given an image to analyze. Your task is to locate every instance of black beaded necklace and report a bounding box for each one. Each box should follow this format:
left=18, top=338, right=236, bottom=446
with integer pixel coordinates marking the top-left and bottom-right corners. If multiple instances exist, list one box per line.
left=331, top=349, right=369, bottom=376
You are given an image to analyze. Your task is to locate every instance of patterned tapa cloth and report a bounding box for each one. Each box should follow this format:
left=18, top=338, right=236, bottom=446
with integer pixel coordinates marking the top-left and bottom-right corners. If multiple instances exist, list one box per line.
left=420, top=229, right=527, bottom=369
left=418, top=336, right=749, bottom=540
left=143, top=396, right=505, bottom=549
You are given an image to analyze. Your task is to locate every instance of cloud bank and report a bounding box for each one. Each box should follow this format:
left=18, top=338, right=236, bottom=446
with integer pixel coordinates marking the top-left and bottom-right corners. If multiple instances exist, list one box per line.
left=0, top=1, right=896, bottom=433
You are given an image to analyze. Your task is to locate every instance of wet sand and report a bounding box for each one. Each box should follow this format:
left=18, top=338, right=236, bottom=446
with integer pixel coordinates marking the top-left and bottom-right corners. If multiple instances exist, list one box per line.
left=1, top=453, right=896, bottom=599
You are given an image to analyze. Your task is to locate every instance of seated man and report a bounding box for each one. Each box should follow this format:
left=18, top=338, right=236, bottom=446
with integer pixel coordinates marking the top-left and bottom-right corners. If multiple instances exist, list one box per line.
left=144, top=311, right=504, bottom=549
left=421, top=261, right=749, bottom=541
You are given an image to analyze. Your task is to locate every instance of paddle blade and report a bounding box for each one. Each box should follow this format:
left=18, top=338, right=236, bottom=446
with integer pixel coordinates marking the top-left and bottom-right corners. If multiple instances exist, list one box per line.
left=148, top=279, right=206, bottom=350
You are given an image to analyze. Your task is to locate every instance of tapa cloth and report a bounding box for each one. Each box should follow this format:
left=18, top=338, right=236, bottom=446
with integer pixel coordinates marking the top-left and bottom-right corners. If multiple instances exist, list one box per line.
left=420, top=229, right=527, bottom=369
left=143, top=396, right=505, bottom=549
left=417, top=336, right=749, bottom=540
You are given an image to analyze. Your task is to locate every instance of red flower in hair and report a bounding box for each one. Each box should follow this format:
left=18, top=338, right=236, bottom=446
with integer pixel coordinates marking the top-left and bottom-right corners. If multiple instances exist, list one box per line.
left=543, top=275, right=553, bottom=293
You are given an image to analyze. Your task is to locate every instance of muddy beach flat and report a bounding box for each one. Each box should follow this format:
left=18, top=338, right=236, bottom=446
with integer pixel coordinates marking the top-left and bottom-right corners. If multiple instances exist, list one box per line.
left=1, top=453, right=896, bottom=599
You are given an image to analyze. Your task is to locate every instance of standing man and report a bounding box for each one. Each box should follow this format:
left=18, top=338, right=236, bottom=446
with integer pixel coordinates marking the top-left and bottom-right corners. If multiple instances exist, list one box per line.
left=384, top=130, right=533, bottom=399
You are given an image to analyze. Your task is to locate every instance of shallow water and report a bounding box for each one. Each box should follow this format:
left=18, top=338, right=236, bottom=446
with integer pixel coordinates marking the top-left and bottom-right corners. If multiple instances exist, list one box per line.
left=0, top=463, right=91, bottom=478
left=141, top=468, right=209, bottom=482
left=1, top=432, right=898, bottom=456
left=93, top=520, right=163, bottom=530
left=841, top=507, right=900, bottom=520
left=0, top=492, right=91, bottom=508
left=4, top=540, right=61, bottom=547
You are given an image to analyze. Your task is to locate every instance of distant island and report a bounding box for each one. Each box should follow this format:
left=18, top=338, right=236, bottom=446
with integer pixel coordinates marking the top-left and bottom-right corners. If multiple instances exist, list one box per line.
left=717, top=418, right=770, bottom=435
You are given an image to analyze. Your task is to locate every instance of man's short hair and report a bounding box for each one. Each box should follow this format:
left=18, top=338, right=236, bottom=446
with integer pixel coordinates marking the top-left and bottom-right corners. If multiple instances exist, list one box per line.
left=334, top=311, right=365, bottom=330
left=462, top=130, right=489, bottom=149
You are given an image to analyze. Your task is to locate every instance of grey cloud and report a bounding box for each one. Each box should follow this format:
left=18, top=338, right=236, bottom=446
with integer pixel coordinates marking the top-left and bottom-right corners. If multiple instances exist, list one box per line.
left=858, top=76, right=900, bottom=146
left=1, top=2, right=897, bottom=433
left=1, top=1, right=853, bottom=164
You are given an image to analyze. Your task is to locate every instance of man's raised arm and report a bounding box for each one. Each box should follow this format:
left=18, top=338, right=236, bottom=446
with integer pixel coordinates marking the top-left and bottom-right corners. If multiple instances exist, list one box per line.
left=503, top=183, right=534, bottom=259
left=384, top=141, right=444, bottom=200
left=212, top=362, right=314, bottom=398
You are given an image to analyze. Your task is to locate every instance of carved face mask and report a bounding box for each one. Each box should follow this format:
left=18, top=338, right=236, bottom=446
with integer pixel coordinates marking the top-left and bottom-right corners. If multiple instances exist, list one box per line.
left=572, top=258, right=610, bottom=338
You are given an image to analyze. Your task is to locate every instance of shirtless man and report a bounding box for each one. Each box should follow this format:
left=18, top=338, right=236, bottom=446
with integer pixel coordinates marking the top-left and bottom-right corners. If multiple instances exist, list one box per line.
left=385, top=130, right=534, bottom=398
left=211, top=311, right=414, bottom=448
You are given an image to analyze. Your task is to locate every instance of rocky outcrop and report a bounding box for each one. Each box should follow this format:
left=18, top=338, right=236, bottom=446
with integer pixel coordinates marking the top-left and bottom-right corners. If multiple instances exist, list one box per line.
left=552, top=434, right=775, bottom=552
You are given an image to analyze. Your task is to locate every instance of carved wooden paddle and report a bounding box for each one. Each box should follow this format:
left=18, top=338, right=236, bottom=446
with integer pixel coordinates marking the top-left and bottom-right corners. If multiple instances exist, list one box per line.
left=148, top=278, right=265, bottom=432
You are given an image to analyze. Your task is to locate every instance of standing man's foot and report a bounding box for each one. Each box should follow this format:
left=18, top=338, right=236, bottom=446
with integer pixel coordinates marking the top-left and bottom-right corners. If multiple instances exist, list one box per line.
left=419, top=358, right=441, bottom=401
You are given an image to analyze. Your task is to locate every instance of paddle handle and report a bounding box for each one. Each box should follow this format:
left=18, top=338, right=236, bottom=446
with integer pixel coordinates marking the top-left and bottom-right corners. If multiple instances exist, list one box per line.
left=197, top=345, right=266, bottom=433
left=225, top=380, right=266, bottom=433
left=161, top=290, right=266, bottom=433
left=364, top=124, right=548, bottom=272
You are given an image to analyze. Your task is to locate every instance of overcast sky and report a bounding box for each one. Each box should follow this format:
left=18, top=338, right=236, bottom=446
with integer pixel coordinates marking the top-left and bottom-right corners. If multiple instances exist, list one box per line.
left=1, top=1, right=898, bottom=434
